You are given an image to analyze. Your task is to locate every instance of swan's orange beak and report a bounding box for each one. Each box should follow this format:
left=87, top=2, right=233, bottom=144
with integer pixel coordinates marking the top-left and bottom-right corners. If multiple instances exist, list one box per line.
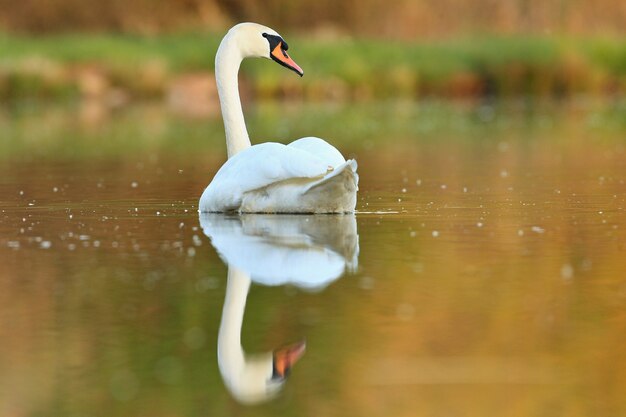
left=272, top=340, right=306, bottom=379
left=271, top=42, right=304, bottom=77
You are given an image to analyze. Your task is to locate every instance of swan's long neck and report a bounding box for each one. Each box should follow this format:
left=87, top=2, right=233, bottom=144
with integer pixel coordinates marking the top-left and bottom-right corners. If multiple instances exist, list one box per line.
left=217, top=265, right=251, bottom=379
left=215, top=34, right=251, bottom=158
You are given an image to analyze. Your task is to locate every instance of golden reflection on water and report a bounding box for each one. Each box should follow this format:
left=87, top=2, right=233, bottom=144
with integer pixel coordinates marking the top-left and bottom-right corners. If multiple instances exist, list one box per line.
left=0, top=101, right=624, bottom=416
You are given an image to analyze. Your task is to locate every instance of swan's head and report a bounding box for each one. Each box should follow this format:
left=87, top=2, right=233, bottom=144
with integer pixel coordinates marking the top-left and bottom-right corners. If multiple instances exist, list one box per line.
left=219, top=340, right=307, bottom=405
left=272, top=340, right=307, bottom=381
left=227, top=22, right=304, bottom=77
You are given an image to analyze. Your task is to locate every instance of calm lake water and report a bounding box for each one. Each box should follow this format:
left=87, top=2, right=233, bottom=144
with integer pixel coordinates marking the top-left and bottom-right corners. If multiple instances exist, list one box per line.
left=1, top=99, right=625, bottom=416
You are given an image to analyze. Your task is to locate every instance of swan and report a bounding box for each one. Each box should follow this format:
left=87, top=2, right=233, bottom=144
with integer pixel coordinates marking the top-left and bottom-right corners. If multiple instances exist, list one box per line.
left=199, top=23, right=358, bottom=214
left=202, top=213, right=359, bottom=403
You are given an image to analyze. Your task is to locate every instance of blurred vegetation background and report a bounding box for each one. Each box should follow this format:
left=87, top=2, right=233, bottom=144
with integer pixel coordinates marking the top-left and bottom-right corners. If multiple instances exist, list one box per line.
left=2, top=0, right=626, bottom=36
left=0, top=0, right=625, bottom=103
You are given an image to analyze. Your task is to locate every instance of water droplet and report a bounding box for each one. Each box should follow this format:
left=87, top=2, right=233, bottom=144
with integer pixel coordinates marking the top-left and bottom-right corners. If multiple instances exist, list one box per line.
left=195, top=277, right=219, bottom=292
left=561, top=264, right=574, bottom=280
left=358, top=276, right=375, bottom=290
left=396, top=303, right=415, bottom=321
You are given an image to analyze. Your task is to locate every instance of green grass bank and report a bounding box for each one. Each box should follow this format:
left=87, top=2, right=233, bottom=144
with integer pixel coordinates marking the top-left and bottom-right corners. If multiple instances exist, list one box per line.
left=1, top=32, right=625, bottom=100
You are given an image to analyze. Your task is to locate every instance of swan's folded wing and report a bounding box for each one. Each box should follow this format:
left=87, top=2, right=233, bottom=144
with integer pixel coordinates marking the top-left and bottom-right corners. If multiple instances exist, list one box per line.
left=288, top=137, right=346, bottom=167
left=200, top=143, right=330, bottom=211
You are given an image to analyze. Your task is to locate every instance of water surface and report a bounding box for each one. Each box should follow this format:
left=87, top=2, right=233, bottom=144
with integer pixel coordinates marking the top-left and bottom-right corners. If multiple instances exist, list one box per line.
left=0, top=100, right=625, bottom=416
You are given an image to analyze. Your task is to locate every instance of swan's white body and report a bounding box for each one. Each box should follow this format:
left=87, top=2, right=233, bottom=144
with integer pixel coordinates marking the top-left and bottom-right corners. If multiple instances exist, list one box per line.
left=203, top=213, right=359, bottom=404
left=201, top=138, right=358, bottom=213
left=199, top=23, right=358, bottom=213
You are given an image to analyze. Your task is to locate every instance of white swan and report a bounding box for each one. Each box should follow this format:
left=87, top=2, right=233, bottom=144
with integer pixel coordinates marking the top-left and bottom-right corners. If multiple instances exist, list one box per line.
left=201, top=213, right=359, bottom=403
left=199, top=23, right=358, bottom=214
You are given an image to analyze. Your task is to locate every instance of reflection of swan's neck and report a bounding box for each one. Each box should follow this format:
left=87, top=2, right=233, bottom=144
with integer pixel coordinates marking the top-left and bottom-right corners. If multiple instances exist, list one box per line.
left=218, top=265, right=251, bottom=378
left=217, top=266, right=279, bottom=404
left=215, top=33, right=251, bottom=158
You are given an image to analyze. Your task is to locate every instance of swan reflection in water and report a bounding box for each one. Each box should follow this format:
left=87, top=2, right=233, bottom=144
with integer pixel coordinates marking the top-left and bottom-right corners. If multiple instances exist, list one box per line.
left=200, top=213, right=359, bottom=404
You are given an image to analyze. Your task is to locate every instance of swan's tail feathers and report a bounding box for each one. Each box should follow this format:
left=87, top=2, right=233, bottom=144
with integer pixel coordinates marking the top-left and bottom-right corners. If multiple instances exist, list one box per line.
left=301, top=159, right=358, bottom=213
left=304, top=159, right=358, bottom=193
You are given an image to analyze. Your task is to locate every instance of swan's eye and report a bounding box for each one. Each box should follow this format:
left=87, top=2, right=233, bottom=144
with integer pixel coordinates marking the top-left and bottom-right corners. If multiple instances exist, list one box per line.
left=262, top=33, right=286, bottom=52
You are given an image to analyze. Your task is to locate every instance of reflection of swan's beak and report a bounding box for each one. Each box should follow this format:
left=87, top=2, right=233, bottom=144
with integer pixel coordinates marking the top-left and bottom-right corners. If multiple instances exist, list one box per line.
left=272, top=341, right=307, bottom=379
